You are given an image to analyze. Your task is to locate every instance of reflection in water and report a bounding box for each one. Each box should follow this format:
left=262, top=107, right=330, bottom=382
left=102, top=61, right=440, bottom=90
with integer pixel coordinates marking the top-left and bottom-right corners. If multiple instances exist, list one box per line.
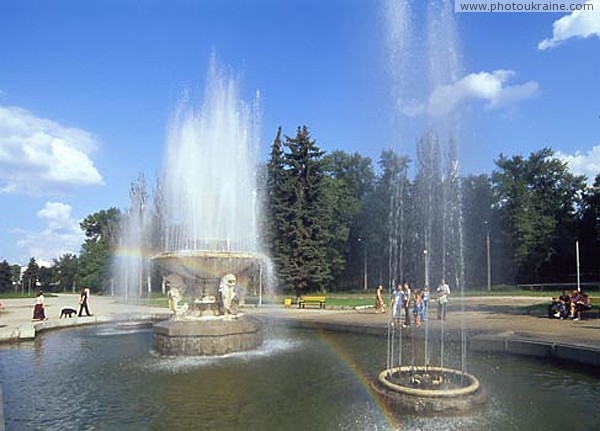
left=1, top=325, right=599, bottom=430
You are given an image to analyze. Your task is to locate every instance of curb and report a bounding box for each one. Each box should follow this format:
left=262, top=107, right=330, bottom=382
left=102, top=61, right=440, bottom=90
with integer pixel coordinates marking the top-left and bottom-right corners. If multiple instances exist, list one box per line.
left=0, top=312, right=172, bottom=344
left=263, top=315, right=600, bottom=369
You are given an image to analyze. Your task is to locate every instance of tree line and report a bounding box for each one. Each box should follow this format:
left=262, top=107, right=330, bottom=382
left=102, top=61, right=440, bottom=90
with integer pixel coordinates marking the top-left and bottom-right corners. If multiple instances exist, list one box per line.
left=2, top=126, right=598, bottom=295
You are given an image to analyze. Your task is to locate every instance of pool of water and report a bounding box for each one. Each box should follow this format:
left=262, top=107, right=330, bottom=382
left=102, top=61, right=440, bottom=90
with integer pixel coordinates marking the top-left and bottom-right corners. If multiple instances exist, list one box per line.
left=1, top=324, right=599, bottom=430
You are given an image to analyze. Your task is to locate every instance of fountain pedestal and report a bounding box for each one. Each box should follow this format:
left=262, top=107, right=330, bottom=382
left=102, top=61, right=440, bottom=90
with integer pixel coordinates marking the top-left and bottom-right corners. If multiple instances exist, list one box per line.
left=153, top=314, right=263, bottom=356
left=371, top=365, right=486, bottom=414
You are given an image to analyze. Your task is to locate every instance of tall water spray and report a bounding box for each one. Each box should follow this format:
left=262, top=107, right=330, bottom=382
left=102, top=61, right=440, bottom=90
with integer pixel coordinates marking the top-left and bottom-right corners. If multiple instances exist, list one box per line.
left=164, top=60, right=260, bottom=253
left=113, top=58, right=262, bottom=300
left=383, top=0, right=469, bottom=379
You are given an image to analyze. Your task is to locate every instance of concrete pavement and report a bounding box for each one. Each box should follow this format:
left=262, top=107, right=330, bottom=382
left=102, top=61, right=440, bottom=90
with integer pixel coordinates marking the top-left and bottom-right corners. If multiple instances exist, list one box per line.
left=2, top=293, right=600, bottom=366
left=0, top=293, right=168, bottom=342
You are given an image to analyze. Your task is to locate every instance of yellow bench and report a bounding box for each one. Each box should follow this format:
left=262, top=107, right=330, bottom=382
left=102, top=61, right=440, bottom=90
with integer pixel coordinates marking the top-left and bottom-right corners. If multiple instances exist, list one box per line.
left=298, top=296, right=327, bottom=309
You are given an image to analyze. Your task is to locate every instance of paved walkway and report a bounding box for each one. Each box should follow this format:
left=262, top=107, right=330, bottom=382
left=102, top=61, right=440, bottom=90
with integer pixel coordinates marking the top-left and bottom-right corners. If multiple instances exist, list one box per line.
left=0, top=294, right=168, bottom=342
left=252, top=296, right=600, bottom=348
left=2, top=293, right=600, bottom=352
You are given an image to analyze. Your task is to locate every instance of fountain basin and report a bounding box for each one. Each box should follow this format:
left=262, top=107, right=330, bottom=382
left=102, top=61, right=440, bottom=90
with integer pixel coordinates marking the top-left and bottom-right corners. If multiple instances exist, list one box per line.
left=372, top=365, right=486, bottom=413
left=153, top=250, right=262, bottom=277
left=153, top=315, right=263, bottom=356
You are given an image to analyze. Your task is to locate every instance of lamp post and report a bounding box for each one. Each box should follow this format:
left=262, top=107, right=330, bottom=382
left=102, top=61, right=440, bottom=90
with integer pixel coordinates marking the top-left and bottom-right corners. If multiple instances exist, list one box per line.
left=423, top=249, right=429, bottom=288
left=358, top=238, right=367, bottom=291
left=576, top=240, right=581, bottom=292
left=484, top=220, right=491, bottom=292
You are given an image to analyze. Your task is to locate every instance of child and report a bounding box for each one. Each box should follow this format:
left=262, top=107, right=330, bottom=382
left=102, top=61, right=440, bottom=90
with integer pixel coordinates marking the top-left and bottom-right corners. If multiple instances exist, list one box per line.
left=413, top=292, right=423, bottom=328
left=422, top=286, right=430, bottom=321
left=375, top=285, right=386, bottom=314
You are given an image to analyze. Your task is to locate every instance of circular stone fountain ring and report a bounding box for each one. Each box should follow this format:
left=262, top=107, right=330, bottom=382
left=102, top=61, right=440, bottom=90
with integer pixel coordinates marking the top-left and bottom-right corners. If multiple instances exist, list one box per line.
left=153, top=249, right=265, bottom=300
left=153, top=314, right=263, bottom=356
left=153, top=250, right=263, bottom=278
left=152, top=250, right=265, bottom=356
left=372, top=365, right=486, bottom=413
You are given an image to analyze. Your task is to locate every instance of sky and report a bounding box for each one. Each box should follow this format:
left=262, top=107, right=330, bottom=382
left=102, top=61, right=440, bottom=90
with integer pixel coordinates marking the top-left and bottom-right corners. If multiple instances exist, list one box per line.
left=0, top=0, right=599, bottom=266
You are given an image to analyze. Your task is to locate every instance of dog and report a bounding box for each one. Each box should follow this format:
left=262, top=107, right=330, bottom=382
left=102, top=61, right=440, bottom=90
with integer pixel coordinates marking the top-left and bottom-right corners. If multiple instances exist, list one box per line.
left=60, top=307, right=77, bottom=318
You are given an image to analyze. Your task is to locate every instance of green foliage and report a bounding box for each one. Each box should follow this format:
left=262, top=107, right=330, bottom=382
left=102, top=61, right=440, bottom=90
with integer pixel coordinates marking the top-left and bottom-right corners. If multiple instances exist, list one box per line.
left=38, top=265, right=56, bottom=291
left=77, top=208, right=121, bottom=292
left=492, top=148, right=585, bottom=282
left=24, top=133, right=596, bottom=297
left=266, top=126, right=336, bottom=294
left=0, top=260, right=13, bottom=293
left=53, top=253, right=79, bottom=292
left=579, top=174, right=600, bottom=279
left=462, top=174, right=493, bottom=288
left=22, top=257, right=40, bottom=294
left=322, top=150, right=375, bottom=287
left=363, top=149, right=412, bottom=288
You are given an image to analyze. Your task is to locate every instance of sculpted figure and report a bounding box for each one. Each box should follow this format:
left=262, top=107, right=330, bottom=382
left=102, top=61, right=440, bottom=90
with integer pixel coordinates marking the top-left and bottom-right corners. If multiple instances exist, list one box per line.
left=218, top=274, right=238, bottom=317
left=166, top=274, right=189, bottom=317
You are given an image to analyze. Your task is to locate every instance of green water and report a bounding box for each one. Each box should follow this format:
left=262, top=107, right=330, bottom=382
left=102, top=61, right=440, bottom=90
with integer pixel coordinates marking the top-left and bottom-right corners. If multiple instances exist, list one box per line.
left=1, top=324, right=599, bottom=430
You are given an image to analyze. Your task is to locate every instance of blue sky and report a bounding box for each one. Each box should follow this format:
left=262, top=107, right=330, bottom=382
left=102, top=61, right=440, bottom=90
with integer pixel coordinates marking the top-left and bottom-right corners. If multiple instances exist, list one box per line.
left=0, top=0, right=599, bottom=265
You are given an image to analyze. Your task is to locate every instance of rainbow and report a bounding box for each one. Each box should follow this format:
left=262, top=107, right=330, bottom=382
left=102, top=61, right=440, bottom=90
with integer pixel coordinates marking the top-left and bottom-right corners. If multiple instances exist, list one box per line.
left=314, top=330, right=400, bottom=429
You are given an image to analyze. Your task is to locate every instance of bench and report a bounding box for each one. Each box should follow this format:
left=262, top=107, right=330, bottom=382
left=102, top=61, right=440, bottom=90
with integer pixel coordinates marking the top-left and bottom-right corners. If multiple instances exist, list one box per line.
left=298, top=296, right=326, bottom=309
left=580, top=306, right=600, bottom=320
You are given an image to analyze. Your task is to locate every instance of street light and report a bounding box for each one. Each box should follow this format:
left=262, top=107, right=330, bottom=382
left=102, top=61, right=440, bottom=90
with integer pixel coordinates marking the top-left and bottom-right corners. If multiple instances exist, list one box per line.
left=576, top=240, right=581, bottom=292
left=358, top=238, right=367, bottom=291
left=423, top=249, right=429, bottom=288
left=484, top=220, right=491, bottom=292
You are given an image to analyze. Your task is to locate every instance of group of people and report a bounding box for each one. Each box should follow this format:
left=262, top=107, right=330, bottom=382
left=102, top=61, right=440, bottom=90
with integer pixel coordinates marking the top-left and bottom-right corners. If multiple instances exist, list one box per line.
left=375, top=279, right=451, bottom=327
left=549, top=288, right=591, bottom=321
left=32, top=287, right=93, bottom=321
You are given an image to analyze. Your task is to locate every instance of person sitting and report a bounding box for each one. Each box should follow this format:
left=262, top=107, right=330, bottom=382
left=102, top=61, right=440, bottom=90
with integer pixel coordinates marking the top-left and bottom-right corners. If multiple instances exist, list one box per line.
left=549, top=289, right=571, bottom=319
left=570, top=289, right=591, bottom=321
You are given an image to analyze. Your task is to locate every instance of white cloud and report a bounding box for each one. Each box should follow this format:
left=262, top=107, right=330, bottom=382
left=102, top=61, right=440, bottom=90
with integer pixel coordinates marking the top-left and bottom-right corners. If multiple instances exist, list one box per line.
left=402, top=70, right=538, bottom=118
left=538, top=0, right=600, bottom=50
left=0, top=106, right=104, bottom=196
left=556, top=144, right=600, bottom=182
left=11, top=201, right=84, bottom=263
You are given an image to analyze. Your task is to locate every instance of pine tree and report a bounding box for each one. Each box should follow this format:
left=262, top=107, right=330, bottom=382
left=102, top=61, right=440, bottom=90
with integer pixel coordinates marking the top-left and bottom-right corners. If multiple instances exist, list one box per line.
left=23, top=257, right=40, bottom=295
left=265, top=127, right=291, bottom=289
left=266, top=126, right=333, bottom=294
left=0, top=260, right=12, bottom=293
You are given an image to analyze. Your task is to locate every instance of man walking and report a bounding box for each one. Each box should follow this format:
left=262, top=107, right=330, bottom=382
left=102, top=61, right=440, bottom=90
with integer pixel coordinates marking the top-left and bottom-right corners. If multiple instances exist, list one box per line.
left=437, top=279, right=450, bottom=320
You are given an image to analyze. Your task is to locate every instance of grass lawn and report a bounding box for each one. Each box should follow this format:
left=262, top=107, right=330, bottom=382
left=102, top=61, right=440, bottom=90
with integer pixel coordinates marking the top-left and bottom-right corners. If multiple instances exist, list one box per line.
left=5, top=287, right=595, bottom=311
left=0, top=292, right=58, bottom=299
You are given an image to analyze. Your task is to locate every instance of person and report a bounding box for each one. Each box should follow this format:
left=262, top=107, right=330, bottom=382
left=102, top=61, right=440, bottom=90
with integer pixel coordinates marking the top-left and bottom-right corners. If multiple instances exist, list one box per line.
left=375, top=285, right=386, bottom=314
left=570, top=289, right=591, bottom=321
left=422, top=285, right=430, bottom=321
left=391, top=284, right=403, bottom=323
left=413, top=291, right=423, bottom=328
left=33, top=290, right=46, bottom=320
left=437, top=279, right=450, bottom=320
left=549, top=289, right=571, bottom=319
left=402, top=283, right=411, bottom=327
left=78, top=287, right=92, bottom=317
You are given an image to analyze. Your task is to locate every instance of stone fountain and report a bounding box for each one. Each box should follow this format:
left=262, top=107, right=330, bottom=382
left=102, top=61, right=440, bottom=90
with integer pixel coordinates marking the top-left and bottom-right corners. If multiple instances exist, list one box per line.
left=372, top=365, right=486, bottom=413
left=152, top=250, right=264, bottom=356
left=114, top=58, right=266, bottom=356
left=373, top=0, right=487, bottom=413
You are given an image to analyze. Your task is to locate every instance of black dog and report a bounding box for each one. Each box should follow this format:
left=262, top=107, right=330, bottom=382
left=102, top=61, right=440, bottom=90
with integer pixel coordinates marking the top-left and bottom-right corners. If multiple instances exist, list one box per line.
left=60, top=307, right=77, bottom=318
